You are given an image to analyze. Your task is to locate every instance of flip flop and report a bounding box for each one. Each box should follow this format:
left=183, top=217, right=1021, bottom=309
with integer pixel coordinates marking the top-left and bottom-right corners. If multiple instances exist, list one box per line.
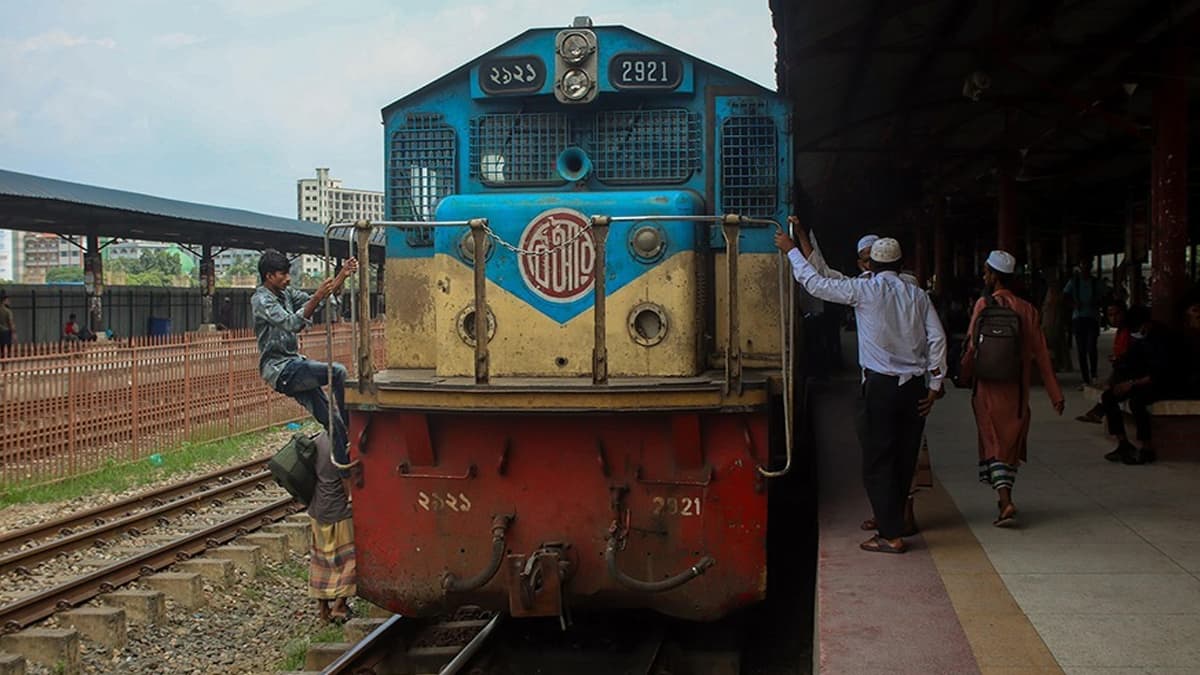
left=993, top=504, right=1017, bottom=527
left=859, top=535, right=907, bottom=554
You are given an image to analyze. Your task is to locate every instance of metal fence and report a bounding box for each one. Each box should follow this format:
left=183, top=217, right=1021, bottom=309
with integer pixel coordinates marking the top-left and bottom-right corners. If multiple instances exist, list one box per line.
left=0, top=323, right=385, bottom=487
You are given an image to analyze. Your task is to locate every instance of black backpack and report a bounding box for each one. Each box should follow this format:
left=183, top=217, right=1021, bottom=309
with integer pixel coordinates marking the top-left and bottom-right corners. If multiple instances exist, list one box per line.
left=973, top=295, right=1023, bottom=382
left=268, top=433, right=319, bottom=506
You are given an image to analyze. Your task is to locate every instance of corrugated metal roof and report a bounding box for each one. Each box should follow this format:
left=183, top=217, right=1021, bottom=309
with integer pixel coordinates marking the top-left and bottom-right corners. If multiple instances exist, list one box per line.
left=0, top=168, right=382, bottom=259
left=0, top=168, right=321, bottom=237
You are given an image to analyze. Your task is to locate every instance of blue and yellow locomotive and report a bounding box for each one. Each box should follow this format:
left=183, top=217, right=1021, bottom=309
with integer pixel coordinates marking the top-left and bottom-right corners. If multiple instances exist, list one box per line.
left=345, top=17, right=795, bottom=623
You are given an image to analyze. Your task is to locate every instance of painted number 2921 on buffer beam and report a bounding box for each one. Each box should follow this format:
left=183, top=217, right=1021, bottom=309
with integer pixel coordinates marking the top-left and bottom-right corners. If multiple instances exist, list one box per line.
left=341, top=15, right=798, bottom=625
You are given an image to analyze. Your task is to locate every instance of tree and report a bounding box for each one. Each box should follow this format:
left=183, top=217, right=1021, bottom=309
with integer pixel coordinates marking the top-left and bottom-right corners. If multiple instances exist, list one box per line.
left=45, top=266, right=84, bottom=283
left=107, top=249, right=185, bottom=287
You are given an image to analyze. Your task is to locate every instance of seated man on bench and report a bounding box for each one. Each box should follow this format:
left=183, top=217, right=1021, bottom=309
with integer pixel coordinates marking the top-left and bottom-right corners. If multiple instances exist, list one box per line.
left=1100, top=305, right=1178, bottom=465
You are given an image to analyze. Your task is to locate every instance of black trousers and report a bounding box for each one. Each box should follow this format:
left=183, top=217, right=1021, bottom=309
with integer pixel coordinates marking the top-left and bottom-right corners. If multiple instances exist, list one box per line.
left=856, top=372, right=928, bottom=539
left=1073, top=317, right=1100, bottom=383
left=1101, top=385, right=1158, bottom=442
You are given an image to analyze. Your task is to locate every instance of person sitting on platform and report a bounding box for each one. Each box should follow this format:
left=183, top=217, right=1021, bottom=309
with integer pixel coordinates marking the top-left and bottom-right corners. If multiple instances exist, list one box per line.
left=1101, top=305, right=1176, bottom=465
left=252, top=249, right=358, bottom=473
left=776, top=231, right=947, bottom=555
left=1076, top=302, right=1131, bottom=424
left=960, top=251, right=1065, bottom=526
left=63, top=313, right=81, bottom=341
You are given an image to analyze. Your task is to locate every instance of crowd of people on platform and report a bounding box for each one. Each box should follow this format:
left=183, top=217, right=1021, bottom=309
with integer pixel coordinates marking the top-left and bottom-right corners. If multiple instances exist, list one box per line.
left=776, top=217, right=1200, bottom=555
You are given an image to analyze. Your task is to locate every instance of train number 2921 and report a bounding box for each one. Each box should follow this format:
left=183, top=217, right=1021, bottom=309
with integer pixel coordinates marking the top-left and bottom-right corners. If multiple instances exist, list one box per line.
left=417, top=492, right=472, bottom=512
left=651, top=496, right=702, bottom=517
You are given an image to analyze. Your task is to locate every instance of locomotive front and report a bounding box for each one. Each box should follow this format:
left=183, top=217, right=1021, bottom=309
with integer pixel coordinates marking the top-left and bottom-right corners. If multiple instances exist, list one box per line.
left=345, top=18, right=795, bottom=623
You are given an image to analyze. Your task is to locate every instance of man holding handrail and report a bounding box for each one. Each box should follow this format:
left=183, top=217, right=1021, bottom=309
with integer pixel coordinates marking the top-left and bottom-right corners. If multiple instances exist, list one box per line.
left=775, top=231, right=947, bottom=555
left=252, top=249, right=358, bottom=471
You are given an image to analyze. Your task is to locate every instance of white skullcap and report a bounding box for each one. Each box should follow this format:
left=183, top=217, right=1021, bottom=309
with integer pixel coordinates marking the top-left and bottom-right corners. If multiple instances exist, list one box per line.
left=856, top=235, right=879, bottom=254
left=986, top=250, right=1016, bottom=274
left=870, top=237, right=902, bottom=263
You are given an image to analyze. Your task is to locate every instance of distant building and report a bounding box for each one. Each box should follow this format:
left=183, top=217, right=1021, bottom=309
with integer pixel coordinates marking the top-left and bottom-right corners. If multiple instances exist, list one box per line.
left=295, top=168, right=383, bottom=280
left=21, top=233, right=83, bottom=283
left=0, top=229, right=14, bottom=281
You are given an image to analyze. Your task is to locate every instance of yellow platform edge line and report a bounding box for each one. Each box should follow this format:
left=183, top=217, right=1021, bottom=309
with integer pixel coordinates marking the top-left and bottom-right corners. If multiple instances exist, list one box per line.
left=920, top=475, right=1066, bottom=674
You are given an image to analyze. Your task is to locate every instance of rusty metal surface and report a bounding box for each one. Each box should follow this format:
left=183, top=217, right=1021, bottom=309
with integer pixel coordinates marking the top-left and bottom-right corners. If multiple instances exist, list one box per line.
left=470, top=219, right=490, bottom=385
left=352, top=410, right=769, bottom=621
left=0, top=497, right=298, bottom=633
left=590, top=218, right=610, bottom=385
left=0, top=469, right=275, bottom=576
left=0, top=323, right=385, bottom=486
left=0, top=455, right=269, bottom=551
left=720, top=216, right=742, bottom=396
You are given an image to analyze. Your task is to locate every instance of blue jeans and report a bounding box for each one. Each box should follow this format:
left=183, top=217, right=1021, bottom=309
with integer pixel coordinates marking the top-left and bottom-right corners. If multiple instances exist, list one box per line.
left=276, top=359, right=350, bottom=467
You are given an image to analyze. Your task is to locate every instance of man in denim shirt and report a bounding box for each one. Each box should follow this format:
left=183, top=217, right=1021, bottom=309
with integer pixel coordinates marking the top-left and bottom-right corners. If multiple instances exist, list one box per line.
left=252, top=249, right=358, bottom=469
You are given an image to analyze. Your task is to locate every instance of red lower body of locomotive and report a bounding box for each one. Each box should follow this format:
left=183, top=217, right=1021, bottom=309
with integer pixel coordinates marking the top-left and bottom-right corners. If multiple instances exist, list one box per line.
left=348, top=410, right=769, bottom=621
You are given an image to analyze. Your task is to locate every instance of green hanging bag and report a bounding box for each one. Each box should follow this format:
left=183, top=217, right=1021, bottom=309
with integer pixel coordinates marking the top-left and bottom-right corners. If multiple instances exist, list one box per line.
left=268, top=433, right=319, bottom=506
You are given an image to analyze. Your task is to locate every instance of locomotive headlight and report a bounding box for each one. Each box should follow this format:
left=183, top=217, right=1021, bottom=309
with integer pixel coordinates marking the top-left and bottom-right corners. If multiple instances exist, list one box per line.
left=560, top=32, right=592, bottom=64
left=629, top=225, right=666, bottom=262
left=560, top=69, right=593, bottom=101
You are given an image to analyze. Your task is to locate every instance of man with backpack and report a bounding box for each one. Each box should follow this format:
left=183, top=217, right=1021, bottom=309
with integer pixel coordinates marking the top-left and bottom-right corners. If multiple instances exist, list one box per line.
left=961, top=251, right=1065, bottom=526
left=1064, top=259, right=1107, bottom=387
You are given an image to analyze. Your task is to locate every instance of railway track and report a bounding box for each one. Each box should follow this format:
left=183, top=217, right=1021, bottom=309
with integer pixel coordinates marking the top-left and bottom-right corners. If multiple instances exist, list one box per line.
left=320, top=607, right=501, bottom=675
left=315, top=608, right=737, bottom=675
left=0, top=454, right=271, bottom=554
left=0, top=457, right=302, bottom=633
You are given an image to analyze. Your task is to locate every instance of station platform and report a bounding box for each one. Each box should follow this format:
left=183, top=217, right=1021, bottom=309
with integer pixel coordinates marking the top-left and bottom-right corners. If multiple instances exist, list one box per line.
left=812, top=362, right=1200, bottom=674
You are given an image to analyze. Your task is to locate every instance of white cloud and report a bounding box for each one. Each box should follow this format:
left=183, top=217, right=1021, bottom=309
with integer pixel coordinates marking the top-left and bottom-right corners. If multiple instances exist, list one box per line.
left=14, top=30, right=116, bottom=54
left=152, top=32, right=203, bottom=48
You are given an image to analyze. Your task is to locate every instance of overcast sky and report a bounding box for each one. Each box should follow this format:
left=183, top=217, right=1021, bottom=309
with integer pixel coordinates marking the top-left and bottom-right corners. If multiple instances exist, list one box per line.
left=0, top=0, right=777, bottom=218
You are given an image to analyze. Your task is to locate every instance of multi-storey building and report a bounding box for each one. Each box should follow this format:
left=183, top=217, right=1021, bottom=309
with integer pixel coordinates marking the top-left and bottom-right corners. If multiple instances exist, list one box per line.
left=21, top=233, right=83, bottom=283
left=295, top=168, right=383, bottom=282
left=0, top=229, right=15, bottom=281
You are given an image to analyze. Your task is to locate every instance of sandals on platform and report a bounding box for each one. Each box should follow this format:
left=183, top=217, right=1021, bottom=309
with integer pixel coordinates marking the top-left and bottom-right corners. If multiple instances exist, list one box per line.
left=859, top=535, right=907, bottom=554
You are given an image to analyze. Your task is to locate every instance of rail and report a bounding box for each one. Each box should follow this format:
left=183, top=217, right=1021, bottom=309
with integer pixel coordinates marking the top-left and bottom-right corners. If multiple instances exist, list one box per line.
left=0, top=496, right=298, bottom=633
left=0, top=470, right=275, bottom=576
left=0, top=455, right=270, bottom=550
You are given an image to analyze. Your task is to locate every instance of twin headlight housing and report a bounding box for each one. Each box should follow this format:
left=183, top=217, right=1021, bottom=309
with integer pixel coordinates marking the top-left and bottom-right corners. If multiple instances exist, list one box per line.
left=555, top=23, right=597, bottom=104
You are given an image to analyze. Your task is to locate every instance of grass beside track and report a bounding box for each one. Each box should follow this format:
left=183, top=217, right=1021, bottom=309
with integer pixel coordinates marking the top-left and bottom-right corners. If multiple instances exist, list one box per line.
left=0, top=422, right=315, bottom=508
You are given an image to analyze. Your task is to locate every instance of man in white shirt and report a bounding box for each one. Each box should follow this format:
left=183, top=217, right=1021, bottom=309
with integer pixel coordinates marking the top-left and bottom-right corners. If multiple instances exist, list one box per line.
left=775, top=231, right=947, bottom=554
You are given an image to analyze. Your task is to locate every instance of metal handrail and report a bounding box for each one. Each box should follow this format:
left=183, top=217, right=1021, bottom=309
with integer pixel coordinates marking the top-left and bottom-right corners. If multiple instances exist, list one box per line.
left=320, top=214, right=793, bottom=479
left=322, top=219, right=488, bottom=469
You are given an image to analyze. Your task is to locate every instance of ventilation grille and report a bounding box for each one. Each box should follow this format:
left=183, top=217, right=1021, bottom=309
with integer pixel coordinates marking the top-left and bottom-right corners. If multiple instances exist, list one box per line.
left=389, top=113, right=456, bottom=247
left=720, top=114, right=777, bottom=217
left=592, top=109, right=699, bottom=184
left=469, top=113, right=569, bottom=186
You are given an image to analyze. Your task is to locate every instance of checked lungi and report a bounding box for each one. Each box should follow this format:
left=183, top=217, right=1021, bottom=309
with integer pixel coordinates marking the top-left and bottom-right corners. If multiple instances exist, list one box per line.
left=309, top=517, right=357, bottom=600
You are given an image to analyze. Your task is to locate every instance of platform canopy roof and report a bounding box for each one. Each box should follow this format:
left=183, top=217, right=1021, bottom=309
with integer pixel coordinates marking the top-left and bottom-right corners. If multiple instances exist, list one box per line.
left=771, top=0, right=1199, bottom=251
left=0, top=168, right=381, bottom=260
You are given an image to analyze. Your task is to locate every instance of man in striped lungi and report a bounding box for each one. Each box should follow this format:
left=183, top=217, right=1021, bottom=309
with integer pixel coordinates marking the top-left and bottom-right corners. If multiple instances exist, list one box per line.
left=308, top=433, right=356, bottom=621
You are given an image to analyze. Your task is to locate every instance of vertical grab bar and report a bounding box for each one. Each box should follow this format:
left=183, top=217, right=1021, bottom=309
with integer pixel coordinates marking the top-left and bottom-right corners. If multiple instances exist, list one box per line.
left=720, top=214, right=742, bottom=396
left=590, top=216, right=611, bottom=385
left=354, top=220, right=375, bottom=392
left=468, top=218, right=490, bottom=385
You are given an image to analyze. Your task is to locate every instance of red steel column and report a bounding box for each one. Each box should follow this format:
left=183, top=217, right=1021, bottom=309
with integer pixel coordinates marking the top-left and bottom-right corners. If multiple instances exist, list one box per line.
left=997, top=158, right=1018, bottom=254
left=1150, top=45, right=1189, bottom=326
